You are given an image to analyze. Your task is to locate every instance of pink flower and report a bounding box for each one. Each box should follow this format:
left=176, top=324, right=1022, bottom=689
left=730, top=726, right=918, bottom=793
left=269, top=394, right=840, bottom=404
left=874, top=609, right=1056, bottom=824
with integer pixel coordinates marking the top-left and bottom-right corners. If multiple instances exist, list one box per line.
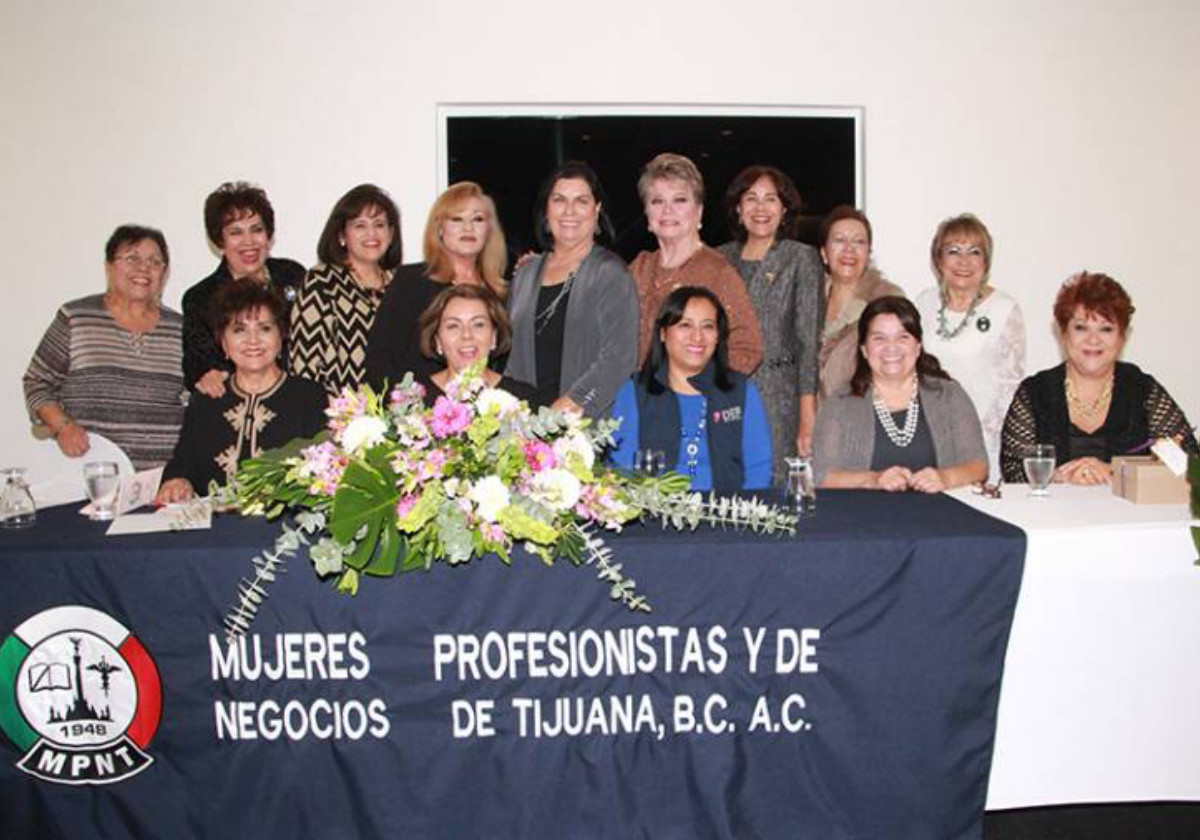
left=431, top=396, right=474, bottom=438
left=523, top=440, right=557, bottom=473
left=395, top=494, right=419, bottom=519
left=482, top=522, right=506, bottom=544
left=300, top=441, right=348, bottom=496
left=389, top=381, right=426, bottom=409
left=416, top=448, right=449, bottom=481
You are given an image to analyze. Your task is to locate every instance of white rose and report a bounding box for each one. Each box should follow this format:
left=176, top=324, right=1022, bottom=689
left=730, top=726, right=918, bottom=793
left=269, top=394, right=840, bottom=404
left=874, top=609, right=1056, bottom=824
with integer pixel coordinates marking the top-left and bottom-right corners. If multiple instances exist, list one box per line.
left=341, top=415, right=389, bottom=453
left=531, top=468, right=582, bottom=512
left=469, top=475, right=511, bottom=522
left=553, top=431, right=595, bottom=470
left=477, top=387, right=520, bottom=417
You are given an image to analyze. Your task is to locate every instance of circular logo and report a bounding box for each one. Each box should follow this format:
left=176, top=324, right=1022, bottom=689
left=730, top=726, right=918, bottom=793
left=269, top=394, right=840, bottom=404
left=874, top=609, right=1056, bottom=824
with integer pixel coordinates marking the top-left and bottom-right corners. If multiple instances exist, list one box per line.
left=0, top=605, right=161, bottom=784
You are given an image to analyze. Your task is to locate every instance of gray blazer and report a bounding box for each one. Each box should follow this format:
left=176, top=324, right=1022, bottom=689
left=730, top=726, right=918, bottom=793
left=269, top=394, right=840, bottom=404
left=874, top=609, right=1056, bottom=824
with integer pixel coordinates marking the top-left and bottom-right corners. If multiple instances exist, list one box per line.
left=505, top=247, right=640, bottom=417
left=812, top=377, right=986, bottom=485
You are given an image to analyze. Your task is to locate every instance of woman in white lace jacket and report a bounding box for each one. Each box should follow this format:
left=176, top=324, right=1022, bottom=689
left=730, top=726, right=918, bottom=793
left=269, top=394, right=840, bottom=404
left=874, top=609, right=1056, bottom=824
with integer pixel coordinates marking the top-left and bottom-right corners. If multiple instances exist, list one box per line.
left=915, top=214, right=1024, bottom=482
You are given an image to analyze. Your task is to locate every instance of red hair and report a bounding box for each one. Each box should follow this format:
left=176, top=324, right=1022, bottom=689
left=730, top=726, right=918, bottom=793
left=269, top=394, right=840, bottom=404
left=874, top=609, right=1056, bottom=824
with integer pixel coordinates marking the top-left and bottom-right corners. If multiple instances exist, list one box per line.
left=1053, top=271, right=1135, bottom=335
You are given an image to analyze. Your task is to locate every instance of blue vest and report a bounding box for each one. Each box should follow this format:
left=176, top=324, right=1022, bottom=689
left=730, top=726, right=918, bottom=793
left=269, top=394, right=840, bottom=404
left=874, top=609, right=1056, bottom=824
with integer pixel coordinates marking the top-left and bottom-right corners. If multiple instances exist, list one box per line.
left=634, top=363, right=749, bottom=494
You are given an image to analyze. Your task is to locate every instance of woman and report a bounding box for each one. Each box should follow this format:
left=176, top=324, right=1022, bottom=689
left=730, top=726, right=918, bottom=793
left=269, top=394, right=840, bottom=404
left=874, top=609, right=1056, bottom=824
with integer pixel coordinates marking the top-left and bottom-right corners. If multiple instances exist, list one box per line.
left=290, top=184, right=402, bottom=395
left=916, top=213, right=1025, bottom=481
left=366, top=182, right=507, bottom=389
left=1000, top=272, right=1197, bottom=484
left=610, top=287, right=772, bottom=493
left=183, top=181, right=306, bottom=396
left=818, top=205, right=903, bottom=399
left=505, top=161, right=639, bottom=418
left=629, top=153, right=764, bottom=376
left=24, top=224, right=185, bottom=471
left=156, top=283, right=327, bottom=503
left=416, top=285, right=542, bottom=407
left=813, top=296, right=987, bottom=492
left=717, top=165, right=823, bottom=473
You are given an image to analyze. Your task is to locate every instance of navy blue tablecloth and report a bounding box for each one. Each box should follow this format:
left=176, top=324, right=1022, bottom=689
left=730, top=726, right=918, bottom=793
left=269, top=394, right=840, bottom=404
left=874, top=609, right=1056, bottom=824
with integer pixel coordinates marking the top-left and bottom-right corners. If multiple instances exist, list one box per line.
left=0, top=490, right=1024, bottom=840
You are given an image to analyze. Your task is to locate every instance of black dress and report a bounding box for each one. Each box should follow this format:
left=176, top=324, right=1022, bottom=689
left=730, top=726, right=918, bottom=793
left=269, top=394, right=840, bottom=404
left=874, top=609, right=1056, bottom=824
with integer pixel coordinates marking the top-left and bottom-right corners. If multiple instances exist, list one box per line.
left=181, top=257, right=306, bottom=390
left=162, top=373, right=328, bottom=492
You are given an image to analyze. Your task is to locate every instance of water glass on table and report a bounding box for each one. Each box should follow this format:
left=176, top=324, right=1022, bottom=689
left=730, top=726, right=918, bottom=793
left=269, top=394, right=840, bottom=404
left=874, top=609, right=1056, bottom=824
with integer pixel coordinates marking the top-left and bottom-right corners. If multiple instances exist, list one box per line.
left=0, top=467, right=36, bottom=529
left=84, top=461, right=120, bottom=521
left=784, top=456, right=817, bottom=514
left=1023, top=445, right=1056, bottom=497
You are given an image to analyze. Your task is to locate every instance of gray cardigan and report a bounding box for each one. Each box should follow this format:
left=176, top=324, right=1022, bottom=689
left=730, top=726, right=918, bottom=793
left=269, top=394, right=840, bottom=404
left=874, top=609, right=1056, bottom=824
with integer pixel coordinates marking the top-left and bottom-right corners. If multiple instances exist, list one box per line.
left=812, top=377, right=986, bottom=485
left=505, top=246, right=640, bottom=417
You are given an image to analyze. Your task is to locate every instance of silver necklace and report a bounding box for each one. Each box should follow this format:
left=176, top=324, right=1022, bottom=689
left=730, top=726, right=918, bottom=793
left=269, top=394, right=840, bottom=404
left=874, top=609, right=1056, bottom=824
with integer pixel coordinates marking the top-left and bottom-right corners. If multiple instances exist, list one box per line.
left=935, top=288, right=982, bottom=340
left=534, top=270, right=576, bottom=335
left=873, top=383, right=920, bottom=447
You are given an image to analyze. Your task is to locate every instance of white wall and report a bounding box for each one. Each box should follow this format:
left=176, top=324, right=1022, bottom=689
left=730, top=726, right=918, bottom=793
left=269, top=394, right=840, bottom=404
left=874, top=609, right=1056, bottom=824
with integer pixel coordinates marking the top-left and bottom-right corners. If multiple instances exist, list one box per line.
left=3, top=0, right=1198, bottom=468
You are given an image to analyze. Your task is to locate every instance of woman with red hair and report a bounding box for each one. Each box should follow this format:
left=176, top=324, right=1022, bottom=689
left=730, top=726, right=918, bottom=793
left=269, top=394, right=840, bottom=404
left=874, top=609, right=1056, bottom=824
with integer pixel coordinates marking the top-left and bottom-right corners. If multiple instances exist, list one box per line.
left=1000, top=271, right=1197, bottom=484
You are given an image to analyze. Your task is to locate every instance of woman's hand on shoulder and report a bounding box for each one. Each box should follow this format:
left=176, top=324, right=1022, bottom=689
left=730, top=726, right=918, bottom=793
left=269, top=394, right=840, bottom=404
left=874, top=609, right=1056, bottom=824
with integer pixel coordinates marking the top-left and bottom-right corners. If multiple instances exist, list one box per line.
left=196, top=369, right=229, bottom=398
left=909, top=467, right=946, bottom=494
left=155, top=478, right=195, bottom=506
left=55, top=423, right=89, bottom=458
left=874, top=465, right=913, bottom=492
left=1055, top=457, right=1111, bottom=486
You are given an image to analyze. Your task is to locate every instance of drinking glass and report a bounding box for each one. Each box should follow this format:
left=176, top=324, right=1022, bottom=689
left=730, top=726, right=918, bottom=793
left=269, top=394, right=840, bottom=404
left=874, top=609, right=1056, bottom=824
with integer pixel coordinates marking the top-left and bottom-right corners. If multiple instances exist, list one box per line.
left=633, top=449, right=665, bottom=478
left=784, top=457, right=817, bottom=514
left=1023, top=445, right=1056, bottom=498
left=84, top=461, right=120, bottom=521
left=0, top=468, right=36, bottom=529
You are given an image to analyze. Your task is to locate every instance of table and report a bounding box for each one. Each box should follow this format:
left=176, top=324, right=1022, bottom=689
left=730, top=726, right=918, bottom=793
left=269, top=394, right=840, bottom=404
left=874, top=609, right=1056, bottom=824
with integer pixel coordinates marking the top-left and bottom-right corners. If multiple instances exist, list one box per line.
left=0, top=491, right=1024, bottom=840
left=949, top=484, right=1200, bottom=810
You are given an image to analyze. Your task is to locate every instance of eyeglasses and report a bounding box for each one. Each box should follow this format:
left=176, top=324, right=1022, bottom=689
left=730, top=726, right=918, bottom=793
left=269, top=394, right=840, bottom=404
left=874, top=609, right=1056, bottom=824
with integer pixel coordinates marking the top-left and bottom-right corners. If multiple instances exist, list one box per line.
left=941, top=244, right=984, bottom=260
left=114, top=254, right=166, bottom=270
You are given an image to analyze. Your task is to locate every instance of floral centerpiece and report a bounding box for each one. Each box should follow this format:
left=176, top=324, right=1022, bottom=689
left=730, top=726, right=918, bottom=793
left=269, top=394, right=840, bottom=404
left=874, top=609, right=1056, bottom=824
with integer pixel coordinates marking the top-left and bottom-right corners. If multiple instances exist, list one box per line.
left=222, top=365, right=797, bottom=641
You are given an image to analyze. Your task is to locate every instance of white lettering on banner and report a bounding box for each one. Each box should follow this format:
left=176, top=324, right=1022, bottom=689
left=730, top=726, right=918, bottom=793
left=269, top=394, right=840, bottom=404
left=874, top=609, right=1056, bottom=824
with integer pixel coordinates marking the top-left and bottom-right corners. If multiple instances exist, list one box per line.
left=209, top=633, right=370, bottom=681
left=209, top=633, right=386, bottom=744
left=433, top=626, right=824, bottom=743
left=213, top=698, right=390, bottom=741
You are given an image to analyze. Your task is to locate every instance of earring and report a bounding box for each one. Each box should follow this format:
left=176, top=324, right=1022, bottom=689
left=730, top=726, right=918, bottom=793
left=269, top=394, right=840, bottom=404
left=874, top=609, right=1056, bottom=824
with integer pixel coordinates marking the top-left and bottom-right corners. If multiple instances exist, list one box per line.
left=435, top=341, right=443, bottom=356
left=339, top=238, right=345, bottom=248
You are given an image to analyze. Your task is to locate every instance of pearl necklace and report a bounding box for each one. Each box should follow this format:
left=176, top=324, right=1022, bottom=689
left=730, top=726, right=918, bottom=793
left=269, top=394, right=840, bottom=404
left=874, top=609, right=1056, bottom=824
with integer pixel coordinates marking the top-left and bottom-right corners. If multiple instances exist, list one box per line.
left=873, top=380, right=920, bottom=447
left=935, top=288, right=983, bottom=340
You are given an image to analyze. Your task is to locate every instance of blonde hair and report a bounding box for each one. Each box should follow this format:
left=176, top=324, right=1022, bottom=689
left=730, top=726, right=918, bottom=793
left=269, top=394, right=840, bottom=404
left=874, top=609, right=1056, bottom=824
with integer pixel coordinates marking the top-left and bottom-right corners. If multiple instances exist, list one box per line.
left=422, top=182, right=508, bottom=298
left=930, top=213, right=994, bottom=285
left=636, top=153, right=705, bottom=205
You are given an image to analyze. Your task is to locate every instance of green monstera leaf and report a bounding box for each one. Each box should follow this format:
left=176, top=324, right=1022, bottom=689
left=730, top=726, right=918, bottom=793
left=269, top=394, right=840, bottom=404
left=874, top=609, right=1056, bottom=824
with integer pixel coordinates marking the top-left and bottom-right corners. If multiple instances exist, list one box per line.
left=330, top=448, right=404, bottom=578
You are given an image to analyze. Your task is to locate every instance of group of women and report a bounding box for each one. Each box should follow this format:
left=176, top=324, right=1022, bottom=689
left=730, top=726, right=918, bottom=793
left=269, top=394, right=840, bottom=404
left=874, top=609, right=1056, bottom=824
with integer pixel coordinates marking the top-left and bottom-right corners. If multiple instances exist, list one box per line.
left=23, top=155, right=1199, bottom=504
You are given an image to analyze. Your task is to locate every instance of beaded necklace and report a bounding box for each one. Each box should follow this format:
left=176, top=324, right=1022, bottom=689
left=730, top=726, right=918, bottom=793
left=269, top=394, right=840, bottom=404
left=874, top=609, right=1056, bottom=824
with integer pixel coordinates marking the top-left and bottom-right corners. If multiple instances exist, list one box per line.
left=681, top=398, right=708, bottom=476
left=872, top=379, right=920, bottom=447
left=935, top=287, right=983, bottom=340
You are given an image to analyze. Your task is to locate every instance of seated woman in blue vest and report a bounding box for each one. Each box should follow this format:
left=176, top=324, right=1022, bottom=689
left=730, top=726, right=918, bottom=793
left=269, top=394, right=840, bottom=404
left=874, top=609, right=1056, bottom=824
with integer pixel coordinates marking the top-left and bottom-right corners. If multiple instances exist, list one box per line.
left=610, top=286, right=773, bottom=492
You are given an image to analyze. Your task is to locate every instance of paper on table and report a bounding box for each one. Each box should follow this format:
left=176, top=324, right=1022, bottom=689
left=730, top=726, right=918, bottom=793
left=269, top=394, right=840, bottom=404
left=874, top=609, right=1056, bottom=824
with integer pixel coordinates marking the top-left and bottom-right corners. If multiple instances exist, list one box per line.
left=80, top=467, right=164, bottom=518
left=1151, top=438, right=1189, bottom=477
left=105, top=501, right=213, bottom=535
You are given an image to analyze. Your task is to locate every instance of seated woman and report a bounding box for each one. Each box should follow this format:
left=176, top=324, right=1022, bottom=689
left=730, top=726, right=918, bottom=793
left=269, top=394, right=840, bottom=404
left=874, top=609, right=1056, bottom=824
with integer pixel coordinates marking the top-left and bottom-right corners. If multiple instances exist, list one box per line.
left=156, top=283, right=328, bottom=503
left=610, top=287, right=772, bottom=493
left=415, top=285, right=544, bottom=407
left=1000, top=271, right=1198, bottom=484
left=813, top=296, right=987, bottom=492
left=24, top=224, right=185, bottom=470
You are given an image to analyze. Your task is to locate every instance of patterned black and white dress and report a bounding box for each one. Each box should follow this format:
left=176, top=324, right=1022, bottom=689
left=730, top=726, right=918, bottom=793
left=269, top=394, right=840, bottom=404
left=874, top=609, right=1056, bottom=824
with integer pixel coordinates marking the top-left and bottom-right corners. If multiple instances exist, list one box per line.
left=289, top=263, right=391, bottom=396
left=23, top=294, right=185, bottom=470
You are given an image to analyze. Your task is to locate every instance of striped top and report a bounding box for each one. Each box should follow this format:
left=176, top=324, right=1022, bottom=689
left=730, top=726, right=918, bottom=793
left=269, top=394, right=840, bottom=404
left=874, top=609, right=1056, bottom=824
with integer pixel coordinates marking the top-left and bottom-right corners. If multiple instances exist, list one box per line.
left=24, top=294, right=186, bottom=470
left=289, top=263, right=390, bottom=395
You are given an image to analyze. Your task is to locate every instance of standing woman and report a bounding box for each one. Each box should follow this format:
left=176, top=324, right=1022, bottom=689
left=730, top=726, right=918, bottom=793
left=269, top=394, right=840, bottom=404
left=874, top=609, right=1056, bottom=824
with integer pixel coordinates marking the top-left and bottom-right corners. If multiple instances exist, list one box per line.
left=717, top=165, right=823, bottom=472
left=506, top=161, right=639, bottom=417
left=610, top=287, right=772, bottom=493
left=916, top=213, right=1025, bottom=481
left=183, top=181, right=306, bottom=396
left=24, top=225, right=185, bottom=470
left=365, top=182, right=507, bottom=389
left=630, top=153, right=764, bottom=376
left=290, top=184, right=402, bottom=395
left=818, top=205, right=903, bottom=399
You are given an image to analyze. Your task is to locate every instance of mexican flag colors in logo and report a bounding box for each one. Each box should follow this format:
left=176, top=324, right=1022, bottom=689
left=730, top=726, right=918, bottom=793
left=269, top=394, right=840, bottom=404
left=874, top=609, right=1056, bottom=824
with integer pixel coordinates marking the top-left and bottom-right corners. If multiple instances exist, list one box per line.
left=0, top=605, right=161, bottom=785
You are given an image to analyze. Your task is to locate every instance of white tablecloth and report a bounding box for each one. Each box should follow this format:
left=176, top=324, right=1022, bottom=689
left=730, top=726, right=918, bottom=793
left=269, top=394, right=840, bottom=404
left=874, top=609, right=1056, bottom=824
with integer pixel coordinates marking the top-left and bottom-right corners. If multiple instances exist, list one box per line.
left=948, top=484, right=1200, bottom=808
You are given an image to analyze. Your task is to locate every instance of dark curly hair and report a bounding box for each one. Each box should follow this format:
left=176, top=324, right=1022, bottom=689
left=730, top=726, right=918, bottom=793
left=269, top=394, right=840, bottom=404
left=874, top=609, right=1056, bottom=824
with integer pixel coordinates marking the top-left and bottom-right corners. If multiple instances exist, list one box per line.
left=204, top=181, right=276, bottom=247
